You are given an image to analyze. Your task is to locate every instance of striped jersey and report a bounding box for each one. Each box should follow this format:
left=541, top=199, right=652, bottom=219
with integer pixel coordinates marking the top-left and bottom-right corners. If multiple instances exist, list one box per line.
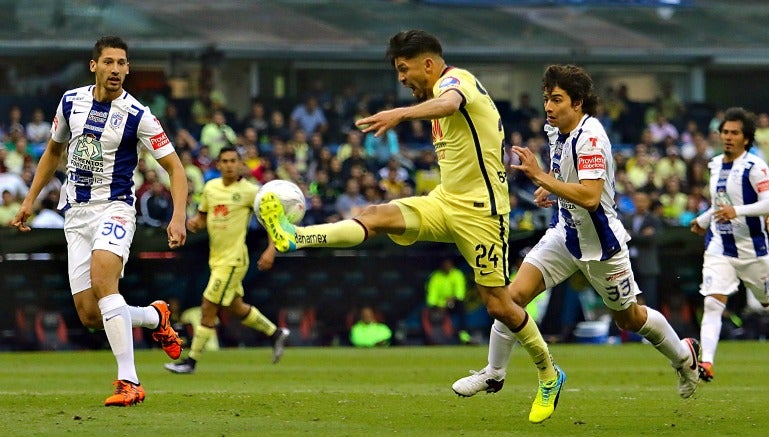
left=546, top=115, right=629, bottom=261
left=430, top=67, right=509, bottom=216
left=51, top=85, right=176, bottom=210
left=704, top=151, right=769, bottom=258
left=199, top=178, right=259, bottom=267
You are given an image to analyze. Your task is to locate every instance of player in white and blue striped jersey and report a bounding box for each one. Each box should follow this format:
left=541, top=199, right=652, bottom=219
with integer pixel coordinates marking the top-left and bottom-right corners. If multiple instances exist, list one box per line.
left=690, top=107, right=769, bottom=383
left=12, top=36, right=188, bottom=406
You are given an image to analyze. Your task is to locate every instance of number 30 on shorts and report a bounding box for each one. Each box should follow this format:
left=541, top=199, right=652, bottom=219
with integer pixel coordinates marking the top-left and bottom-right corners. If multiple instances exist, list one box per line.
left=101, top=221, right=127, bottom=240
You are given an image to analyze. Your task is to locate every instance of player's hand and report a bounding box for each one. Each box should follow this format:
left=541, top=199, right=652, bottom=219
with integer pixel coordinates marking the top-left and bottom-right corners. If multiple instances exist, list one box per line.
left=533, top=187, right=555, bottom=208
left=510, top=146, right=545, bottom=180
left=10, top=203, right=34, bottom=232
left=690, top=219, right=707, bottom=235
left=713, top=205, right=736, bottom=222
left=257, top=251, right=275, bottom=271
left=355, top=108, right=403, bottom=138
left=167, top=217, right=187, bottom=249
left=186, top=216, right=205, bottom=233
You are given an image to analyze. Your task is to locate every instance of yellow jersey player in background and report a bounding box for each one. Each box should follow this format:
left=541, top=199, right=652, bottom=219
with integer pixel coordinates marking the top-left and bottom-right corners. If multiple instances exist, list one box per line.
left=259, top=29, right=561, bottom=423
left=165, top=146, right=289, bottom=374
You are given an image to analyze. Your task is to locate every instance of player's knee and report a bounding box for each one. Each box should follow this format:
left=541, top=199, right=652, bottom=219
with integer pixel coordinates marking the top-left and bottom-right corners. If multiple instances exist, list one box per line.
left=78, top=312, right=102, bottom=329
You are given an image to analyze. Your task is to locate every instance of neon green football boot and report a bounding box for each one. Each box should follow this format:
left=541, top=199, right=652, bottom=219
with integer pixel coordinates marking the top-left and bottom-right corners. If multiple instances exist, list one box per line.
left=529, top=365, right=566, bottom=424
left=259, top=192, right=297, bottom=252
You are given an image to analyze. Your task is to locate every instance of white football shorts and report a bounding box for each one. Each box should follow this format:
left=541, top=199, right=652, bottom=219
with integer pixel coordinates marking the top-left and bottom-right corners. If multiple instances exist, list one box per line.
left=64, top=201, right=136, bottom=294
left=700, top=253, right=769, bottom=304
left=524, top=227, right=641, bottom=311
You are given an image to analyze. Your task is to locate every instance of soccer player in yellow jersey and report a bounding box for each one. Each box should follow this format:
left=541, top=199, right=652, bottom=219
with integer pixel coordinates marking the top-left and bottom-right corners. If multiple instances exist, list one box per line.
left=259, top=30, right=561, bottom=423
left=165, top=146, right=289, bottom=374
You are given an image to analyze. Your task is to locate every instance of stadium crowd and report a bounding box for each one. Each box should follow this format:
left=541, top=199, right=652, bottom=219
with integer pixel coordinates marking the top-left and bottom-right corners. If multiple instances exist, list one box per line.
left=2, top=81, right=769, bottom=236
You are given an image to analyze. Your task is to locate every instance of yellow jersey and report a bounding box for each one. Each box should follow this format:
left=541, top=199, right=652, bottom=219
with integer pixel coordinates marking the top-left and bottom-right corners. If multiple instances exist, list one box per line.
left=198, top=178, right=259, bottom=267
left=430, top=67, right=509, bottom=216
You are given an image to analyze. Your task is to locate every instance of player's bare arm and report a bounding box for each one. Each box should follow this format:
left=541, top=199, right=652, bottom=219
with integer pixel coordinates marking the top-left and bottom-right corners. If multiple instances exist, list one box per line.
left=11, top=138, right=66, bottom=231
left=158, top=153, right=188, bottom=248
left=356, top=90, right=462, bottom=137
left=511, top=145, right=603, bottom=211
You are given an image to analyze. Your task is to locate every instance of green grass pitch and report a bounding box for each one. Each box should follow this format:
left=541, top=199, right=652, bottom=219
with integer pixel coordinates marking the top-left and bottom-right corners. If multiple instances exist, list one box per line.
left=0, top=341, right=765, bottom=436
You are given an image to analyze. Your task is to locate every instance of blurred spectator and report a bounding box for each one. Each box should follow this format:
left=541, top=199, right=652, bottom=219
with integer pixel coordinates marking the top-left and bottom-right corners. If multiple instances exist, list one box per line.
left=308, top=169, right=339, bottom=206
left=648, top=114, right=679, bottom=145
left=286, top=129, right=311, bottom=175
left=401, top=119, right=432, bottom=151
left=625, top=144, right=657, bottom=192
left=679, top=119, right=701, bottom=148
left=335, top=178, right=367, bottom=219
left=290, top=95, right=328, bottom=136
left=179, top=150, right=204, bottom=203
left=302, top=194, right=338, bottom=225
left=425, top=258, right=470, bottom=344
left=138, top=180, right=174, bottom=228
left=25, top=108, right=51, bottom=147
left=349, top=306, right=392, bottom=348
left=159, top=102, right=187, bottom=139
left=708, top=109, right=725, bottom=134
left=200, top=110, right=237, bottom=158
left=0, top=189, right=20, bottom=225
left=654, top=144, right=687, bottom=188
left=622, top=192, right=662, bottom=309
left=511, top=92, right=540, bottom=139
left=336, top=130, right=365, bottom=163
left=379, top=167, right=408, bottom=201
left=267, top=109, right=291, bottom=143
left=0, top=160, right=29, bottom=201
left=679, top=192, right=707, bottom=227
left=4, top=106, right=24, bottom=142
left=30, top=191, right=64, bottom=229
left=754, top=112, right=769, bottom=160
left=659, top=176, right=688, bottom=225
left=241, top=101, right=270, bottom=141
left=681, top=131, right=713, bottom=162
left=658, top=82, right=685, bottom=126
left=363, top=124, right=400, bottom=167
left=194, top=145, right=215, bottom=174
left=341, top=144, right=372, bottom=181
left=307, top=147, right=334, bottom=182
left=4, top=136, right=33, bottom=175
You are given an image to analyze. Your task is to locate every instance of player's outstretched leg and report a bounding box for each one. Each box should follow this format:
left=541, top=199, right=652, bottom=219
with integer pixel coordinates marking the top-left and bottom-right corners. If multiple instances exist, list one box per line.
left=259, top=192, right=296, bottom=252
left=676, top=337, right=701, bottom=398
left=104, top=380, right=146, bottom=406
left=150, top=300, right=183, bottom=360
left=271, top=327, right=290, bottom=364
left=452, top=366, right=505, bottom=397
left=529, top=365, right=566, bottom=424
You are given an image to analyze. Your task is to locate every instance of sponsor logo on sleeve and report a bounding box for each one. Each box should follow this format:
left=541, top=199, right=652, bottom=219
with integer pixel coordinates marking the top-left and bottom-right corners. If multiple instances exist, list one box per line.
left=149, top=132, right=170, bottom=150
left=438, top=76, right=460, bottom=90
left=757, top=179, right=769, bottom=192
left=577, top=154, right=605, bottom=171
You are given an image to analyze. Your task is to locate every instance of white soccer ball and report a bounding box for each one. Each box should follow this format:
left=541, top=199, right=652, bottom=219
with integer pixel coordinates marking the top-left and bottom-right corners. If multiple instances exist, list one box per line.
left=254, top=179, right=306, bottom=225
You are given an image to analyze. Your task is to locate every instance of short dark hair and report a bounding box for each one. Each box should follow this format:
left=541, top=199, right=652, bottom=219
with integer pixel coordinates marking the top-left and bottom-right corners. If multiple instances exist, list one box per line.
left=386, top=30, right=443, bottom=65
left=542, top=64, right=599, bottom=116
left=93, top=36, right=128, bottom=61
left=218, top=145, right=240, bottom=159
left=719, top=107, right=756, bottom=149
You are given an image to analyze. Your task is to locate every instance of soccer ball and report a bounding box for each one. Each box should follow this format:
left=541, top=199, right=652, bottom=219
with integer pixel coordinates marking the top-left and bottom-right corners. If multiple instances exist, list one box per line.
left=254, top=179, right=306, bottom=225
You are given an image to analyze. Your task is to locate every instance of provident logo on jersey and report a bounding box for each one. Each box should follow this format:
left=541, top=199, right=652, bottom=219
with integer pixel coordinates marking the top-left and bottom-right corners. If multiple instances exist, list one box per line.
left=150, top=132, right=170, bottom=150
left=577, top=154, right=605, bottom=171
